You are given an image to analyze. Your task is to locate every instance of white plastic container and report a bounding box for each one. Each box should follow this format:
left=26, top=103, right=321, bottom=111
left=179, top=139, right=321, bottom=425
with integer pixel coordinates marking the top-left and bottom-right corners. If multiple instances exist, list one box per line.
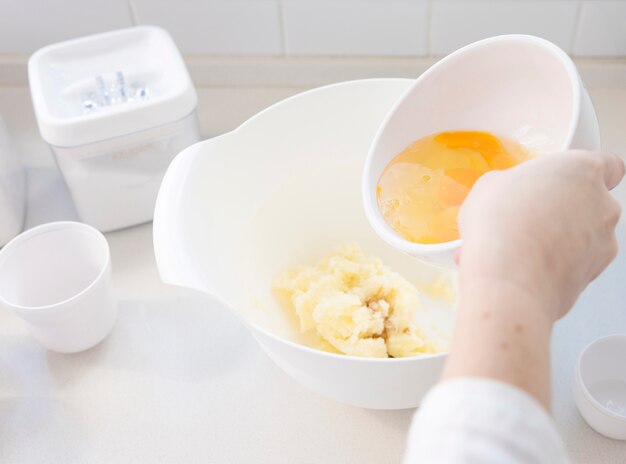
left=28, top=26, right=201, bottom=232
left=0, top=114, right=26, bottom=247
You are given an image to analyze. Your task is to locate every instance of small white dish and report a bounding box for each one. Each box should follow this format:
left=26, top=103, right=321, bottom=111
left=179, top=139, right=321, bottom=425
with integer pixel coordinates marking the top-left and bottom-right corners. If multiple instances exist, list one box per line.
left=574, top=335, right=626, bottom=440
left=363, top=34, right=601, bottom=267
left=0, top=221, right=117, bottom=353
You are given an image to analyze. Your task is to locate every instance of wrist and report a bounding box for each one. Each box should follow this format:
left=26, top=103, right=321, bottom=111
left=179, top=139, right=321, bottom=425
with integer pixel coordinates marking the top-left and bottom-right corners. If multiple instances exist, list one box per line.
left=459, top=243, right=561, bottom=323
left=459, top=275, right=557, bottom=327
left=444, top=274, right=555, bottom=409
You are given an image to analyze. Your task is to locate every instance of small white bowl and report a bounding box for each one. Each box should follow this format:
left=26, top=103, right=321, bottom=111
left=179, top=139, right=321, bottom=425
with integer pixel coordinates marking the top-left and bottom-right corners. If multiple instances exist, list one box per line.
left=363, top=35, right=601, bottom=267
left=574, top=335, right=626, bottom=440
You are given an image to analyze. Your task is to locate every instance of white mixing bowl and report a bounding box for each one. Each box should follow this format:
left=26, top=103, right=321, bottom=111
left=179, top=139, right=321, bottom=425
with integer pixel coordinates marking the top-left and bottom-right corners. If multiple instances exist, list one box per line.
left=153, top=79, right=456, bottom=410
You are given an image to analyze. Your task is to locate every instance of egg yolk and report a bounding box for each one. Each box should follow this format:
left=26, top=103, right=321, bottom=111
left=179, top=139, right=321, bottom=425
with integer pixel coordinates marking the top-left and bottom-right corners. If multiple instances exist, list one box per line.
left=376, top=131, right=532, bottom=244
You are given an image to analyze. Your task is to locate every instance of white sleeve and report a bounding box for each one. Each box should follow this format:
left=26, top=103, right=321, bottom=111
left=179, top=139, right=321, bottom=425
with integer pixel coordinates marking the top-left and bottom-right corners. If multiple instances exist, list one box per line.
left=403, top=378, right=570, bottom=464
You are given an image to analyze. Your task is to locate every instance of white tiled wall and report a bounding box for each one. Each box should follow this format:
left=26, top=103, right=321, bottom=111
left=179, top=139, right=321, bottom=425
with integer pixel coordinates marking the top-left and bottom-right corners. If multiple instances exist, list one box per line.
left=574, top=1, right=626, bottom=56
left=0, top=0, right=133, bottom=54
left=430, top=1, right=579, bottom=55
left=282, top=1, right=429, bottom=56
left=130, top=0, right=283, bottom=55
left=0, top=0, right=625, bottom=57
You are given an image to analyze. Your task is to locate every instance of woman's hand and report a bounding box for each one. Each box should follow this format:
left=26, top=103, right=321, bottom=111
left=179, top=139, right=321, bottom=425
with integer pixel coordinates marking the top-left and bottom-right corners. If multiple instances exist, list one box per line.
left=459, top=149, right=624, bottom=322
left=443, top=150, right=624, bottom=408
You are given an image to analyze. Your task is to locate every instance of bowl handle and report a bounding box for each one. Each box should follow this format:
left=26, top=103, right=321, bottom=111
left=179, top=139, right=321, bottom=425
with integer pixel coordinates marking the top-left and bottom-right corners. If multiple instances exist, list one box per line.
left=153, top=140, right=209, bottom=294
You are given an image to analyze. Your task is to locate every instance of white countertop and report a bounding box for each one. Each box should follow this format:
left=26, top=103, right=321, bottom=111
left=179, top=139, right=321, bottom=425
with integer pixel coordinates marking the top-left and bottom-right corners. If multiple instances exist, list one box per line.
left=1, top=80, right=625, bottom=463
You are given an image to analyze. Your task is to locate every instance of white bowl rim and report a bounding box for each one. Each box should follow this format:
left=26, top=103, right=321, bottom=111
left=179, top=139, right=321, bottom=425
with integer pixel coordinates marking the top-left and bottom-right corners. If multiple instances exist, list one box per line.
left=363, top=34, right=582, bottom=255
left=236, top=77, right=413, bottom=135
left=576, top=334, right=626, bottom=422
left=0, top=221, right=110, bottom=313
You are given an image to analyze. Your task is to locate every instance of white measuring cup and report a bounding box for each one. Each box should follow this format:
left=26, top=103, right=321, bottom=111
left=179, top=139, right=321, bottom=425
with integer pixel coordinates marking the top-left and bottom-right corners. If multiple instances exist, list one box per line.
left=0, top=221, right=117, bottom=353
left=363, top=35, right=601, bottom=267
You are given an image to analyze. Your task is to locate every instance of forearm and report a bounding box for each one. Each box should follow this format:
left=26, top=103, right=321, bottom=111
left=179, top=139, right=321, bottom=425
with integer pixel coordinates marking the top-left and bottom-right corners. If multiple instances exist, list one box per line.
left=442, top=277, right=554, bottom=410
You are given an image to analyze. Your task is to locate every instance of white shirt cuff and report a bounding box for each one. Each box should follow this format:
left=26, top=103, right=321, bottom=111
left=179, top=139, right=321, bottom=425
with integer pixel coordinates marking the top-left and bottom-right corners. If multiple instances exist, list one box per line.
left=403, top=378, right=570, bottom=464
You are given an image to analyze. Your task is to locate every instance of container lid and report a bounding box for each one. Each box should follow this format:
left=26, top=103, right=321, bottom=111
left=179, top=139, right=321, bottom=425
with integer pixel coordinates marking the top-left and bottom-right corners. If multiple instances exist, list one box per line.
left=28, top=26, right=197, bottom=147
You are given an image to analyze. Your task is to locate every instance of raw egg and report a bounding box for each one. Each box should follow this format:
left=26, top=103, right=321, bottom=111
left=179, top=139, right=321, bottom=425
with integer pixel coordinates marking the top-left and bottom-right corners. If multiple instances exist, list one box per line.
left=376, top=131, right=532, bottom=244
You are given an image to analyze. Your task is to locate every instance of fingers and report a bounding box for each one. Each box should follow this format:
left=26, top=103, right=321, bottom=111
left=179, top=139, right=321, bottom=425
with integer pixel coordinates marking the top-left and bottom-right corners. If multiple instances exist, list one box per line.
left=563, top=149, right=625, bottom=190
left=597, top=150, right=625, bottom=190
left=588, top=234, right=619, bottom=283
left=605, top=195, right=622, bottom=228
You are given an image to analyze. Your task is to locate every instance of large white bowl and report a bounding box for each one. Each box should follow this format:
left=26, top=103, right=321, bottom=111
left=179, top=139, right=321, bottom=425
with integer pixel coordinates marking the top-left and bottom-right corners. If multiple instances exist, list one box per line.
left=153, top=79, right=456, bottom=410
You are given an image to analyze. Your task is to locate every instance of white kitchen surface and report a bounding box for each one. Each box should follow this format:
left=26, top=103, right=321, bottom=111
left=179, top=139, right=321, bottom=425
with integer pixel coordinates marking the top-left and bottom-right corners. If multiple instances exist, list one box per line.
left=1, top=78, right=625, bottom=463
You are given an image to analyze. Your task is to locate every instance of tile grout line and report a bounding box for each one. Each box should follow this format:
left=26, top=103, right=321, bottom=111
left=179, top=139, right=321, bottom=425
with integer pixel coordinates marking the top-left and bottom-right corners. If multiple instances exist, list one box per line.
left=127, top=0, right=138, bottom=26
left=571, top=0, right=585, bottom=56
left=426, top=0, right=434, bottom=59
left=277, top=0, right=287, bottom=57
